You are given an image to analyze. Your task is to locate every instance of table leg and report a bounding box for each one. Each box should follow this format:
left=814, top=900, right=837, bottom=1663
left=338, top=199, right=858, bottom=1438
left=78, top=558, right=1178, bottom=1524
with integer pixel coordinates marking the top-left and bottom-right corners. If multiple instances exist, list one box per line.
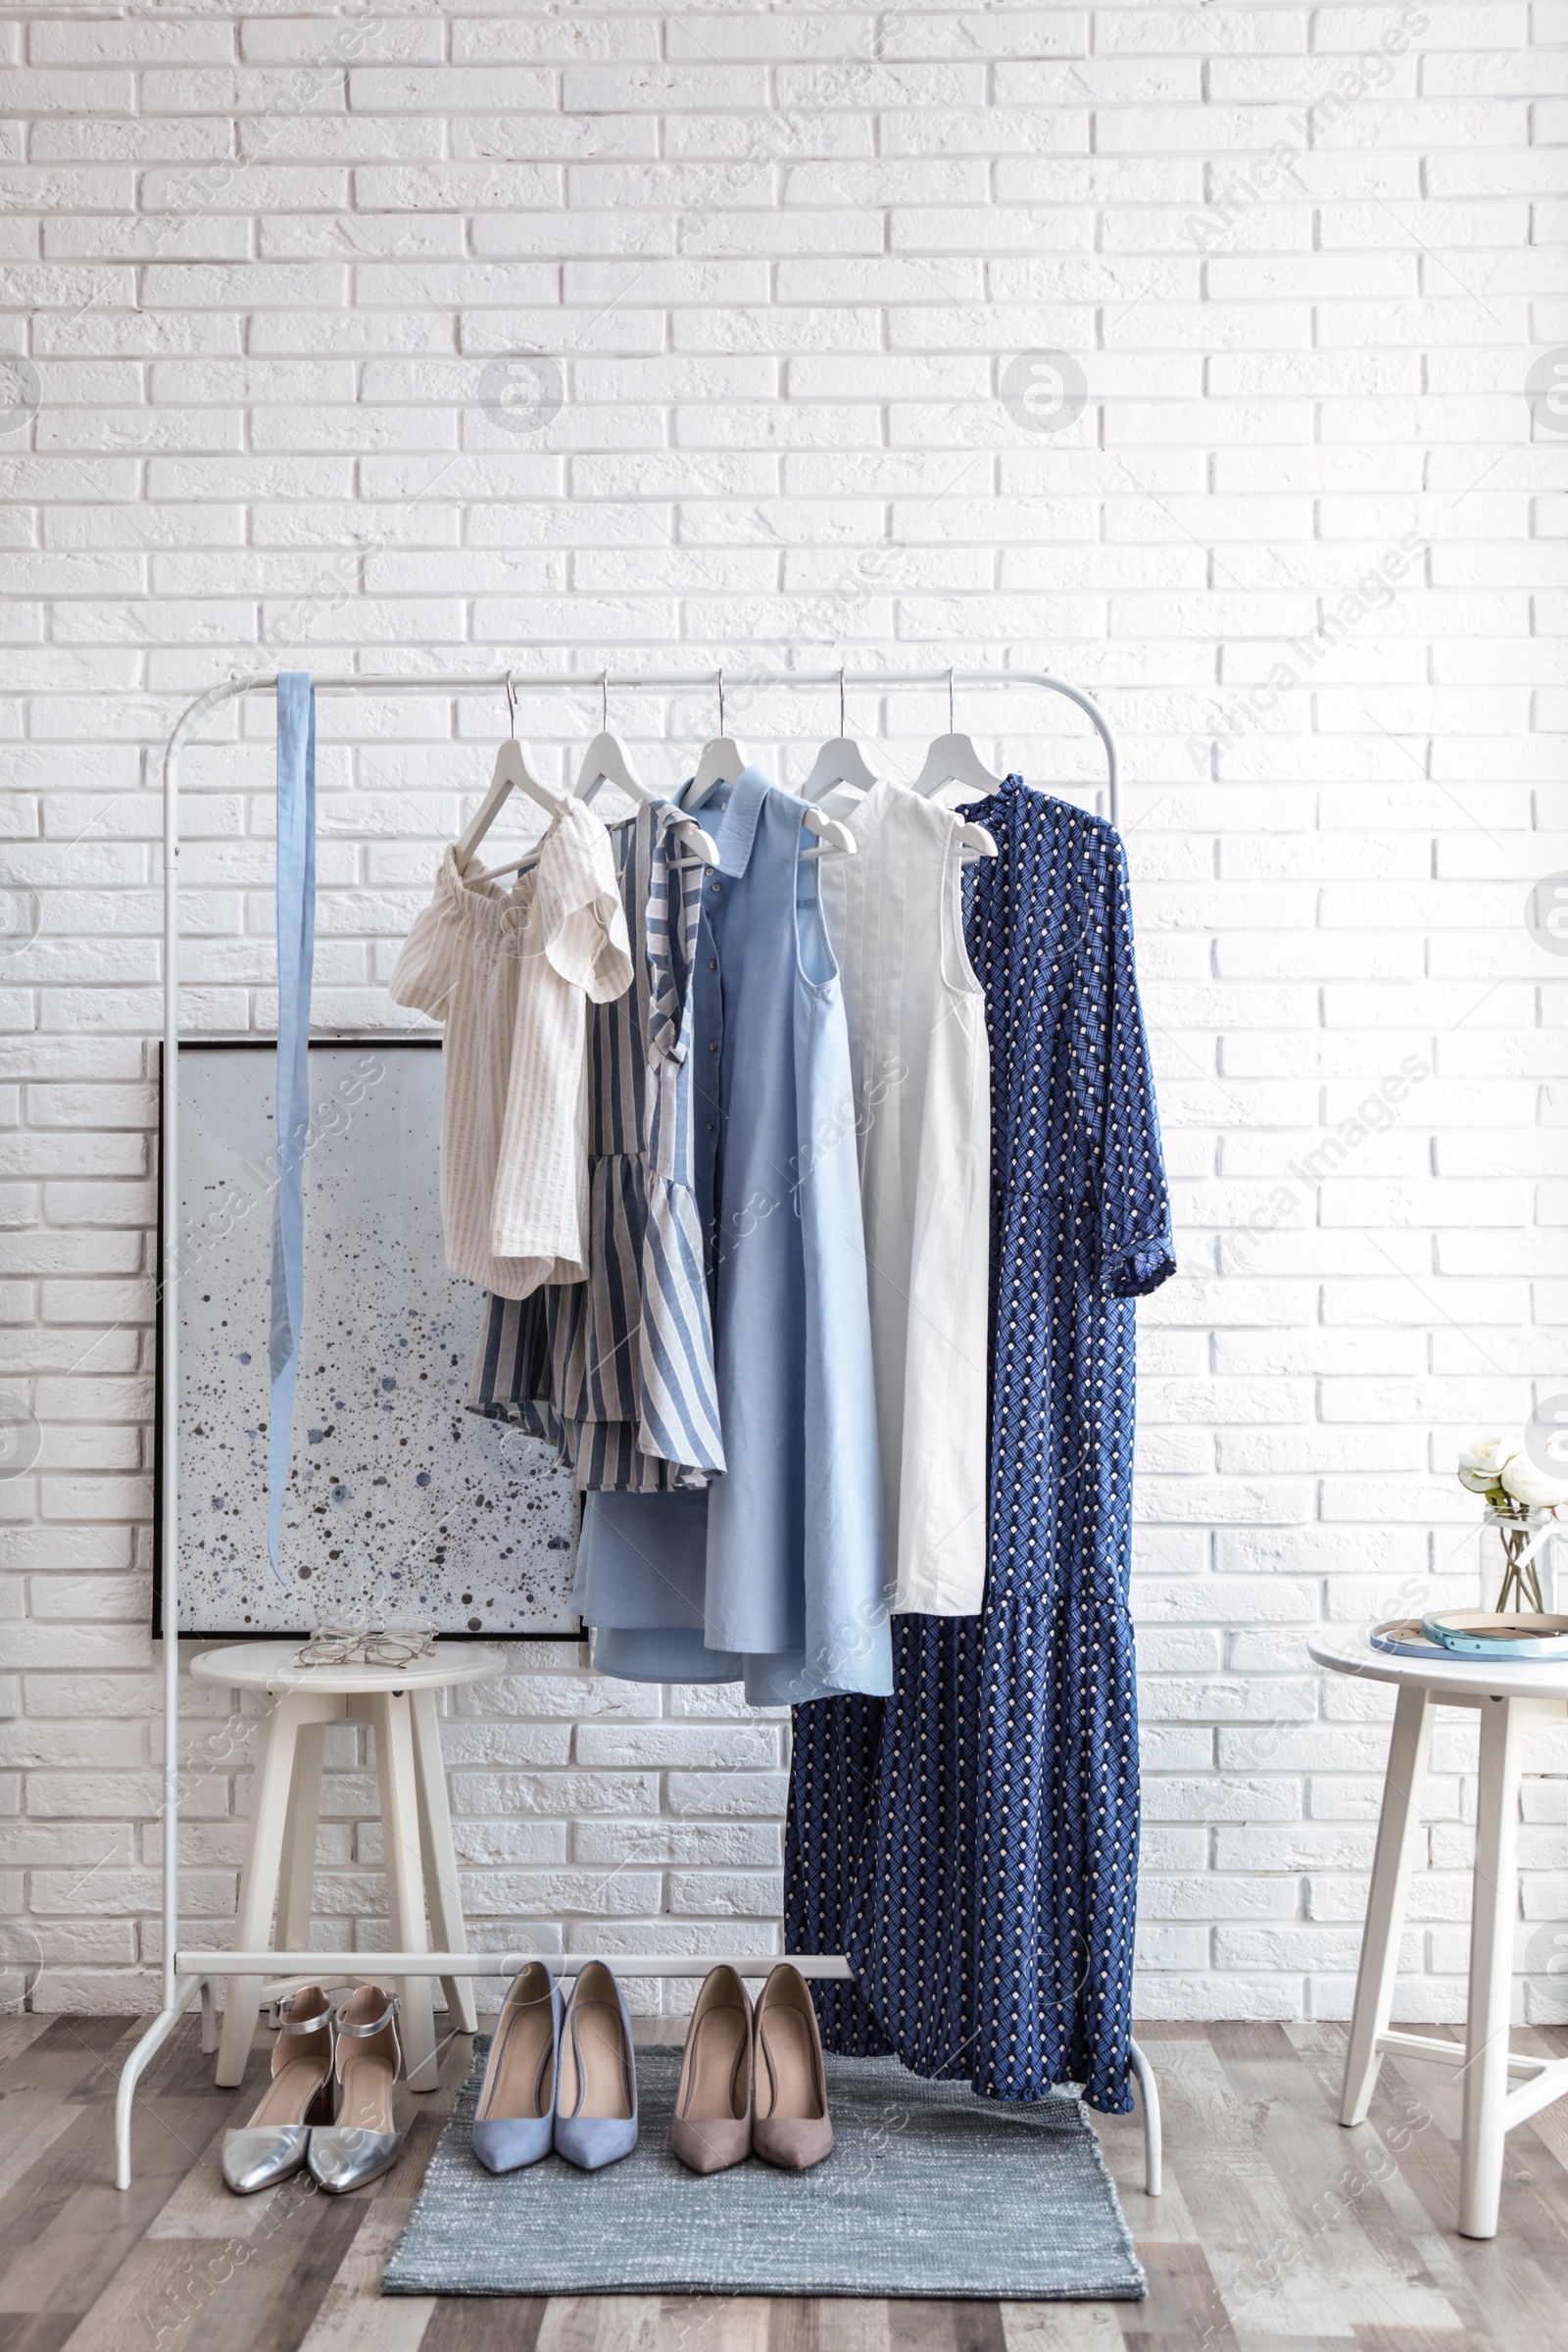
left=1459, top=1693, right=1524, bottom=2239
left=1340, top=1682, right=1433, bottom=2127
left=216, top=1695, right=303, bottom=2085
left=412, top=1685, right=477, bottom=2034
left=371, top=1690, right=438, bottom=2092
left=277, top=1717, right=326, bottom=1958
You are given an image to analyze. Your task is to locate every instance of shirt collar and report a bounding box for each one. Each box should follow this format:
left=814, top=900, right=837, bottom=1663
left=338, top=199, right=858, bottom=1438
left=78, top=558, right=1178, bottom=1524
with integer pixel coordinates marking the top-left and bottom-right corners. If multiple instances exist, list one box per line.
left=958, top=771, right=1022, bottom=825
left=676, top=765, right=771, bottom=878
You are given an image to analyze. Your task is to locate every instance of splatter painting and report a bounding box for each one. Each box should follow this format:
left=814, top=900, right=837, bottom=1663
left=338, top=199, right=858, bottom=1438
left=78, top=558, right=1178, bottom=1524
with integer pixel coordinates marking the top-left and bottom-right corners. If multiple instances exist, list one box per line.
left=159, top=1041, right=579, bottom=1637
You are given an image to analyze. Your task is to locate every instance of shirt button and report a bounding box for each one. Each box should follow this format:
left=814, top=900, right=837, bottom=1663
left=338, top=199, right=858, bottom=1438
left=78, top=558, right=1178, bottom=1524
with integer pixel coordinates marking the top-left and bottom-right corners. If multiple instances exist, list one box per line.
left=710, top=878, right=723, bottom=894
left=708, top=1040, right=718, bottom=1054
left=708, top=957, right=716, bottom=970
left=707, top=1119, right=716, bottom=1132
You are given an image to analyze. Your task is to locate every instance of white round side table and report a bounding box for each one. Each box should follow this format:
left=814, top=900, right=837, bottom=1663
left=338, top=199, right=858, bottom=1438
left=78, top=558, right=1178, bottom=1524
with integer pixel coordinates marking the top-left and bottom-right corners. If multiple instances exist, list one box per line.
left=1309, top=1628, right=1568, bottom=2239
left=192, top=1640, right=504, bottom=2094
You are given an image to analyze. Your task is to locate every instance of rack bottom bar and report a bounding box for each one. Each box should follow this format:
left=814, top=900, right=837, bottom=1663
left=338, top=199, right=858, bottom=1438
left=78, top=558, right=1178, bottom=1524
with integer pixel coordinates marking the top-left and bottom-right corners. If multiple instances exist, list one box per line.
left=174, top=1950, right=856, bottom=1980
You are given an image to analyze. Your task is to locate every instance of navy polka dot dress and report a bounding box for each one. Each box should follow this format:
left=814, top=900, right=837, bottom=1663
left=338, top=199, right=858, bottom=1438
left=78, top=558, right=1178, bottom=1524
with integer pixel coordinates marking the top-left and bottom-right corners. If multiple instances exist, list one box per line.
left=786, top=781, right=1175, bottom=2115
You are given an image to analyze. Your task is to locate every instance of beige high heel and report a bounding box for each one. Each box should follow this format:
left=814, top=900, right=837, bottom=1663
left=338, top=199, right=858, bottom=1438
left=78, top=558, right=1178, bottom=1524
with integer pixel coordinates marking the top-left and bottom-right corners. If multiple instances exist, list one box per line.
left=221, top=1984, right=336, bottom=2194
left=307, top=1985, right=404, bottom=2194
left=670, top=1965, right=753, bottom=2174
left=753, top=1964, right=833, bottom=2172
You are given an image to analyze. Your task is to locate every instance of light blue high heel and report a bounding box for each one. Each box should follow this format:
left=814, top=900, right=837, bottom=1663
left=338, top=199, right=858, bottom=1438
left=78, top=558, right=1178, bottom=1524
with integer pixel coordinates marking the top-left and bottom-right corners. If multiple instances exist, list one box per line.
left=554, top=1961, right=638, bottom=2172
left=470, top=1961, right=564, bottom=2175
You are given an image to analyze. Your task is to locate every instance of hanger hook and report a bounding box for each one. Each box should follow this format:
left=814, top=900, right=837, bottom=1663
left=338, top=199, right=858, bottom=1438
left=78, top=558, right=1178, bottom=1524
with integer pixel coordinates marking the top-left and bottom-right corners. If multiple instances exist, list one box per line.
left=948, top=665, right=955, bottom=733
left=839, top=663, right=845, bottom=736
left=718, top=666, right=725, bottom=737
left=601, top=670, right=608, bottom=732
left=505, top=674, right=517, bottom=740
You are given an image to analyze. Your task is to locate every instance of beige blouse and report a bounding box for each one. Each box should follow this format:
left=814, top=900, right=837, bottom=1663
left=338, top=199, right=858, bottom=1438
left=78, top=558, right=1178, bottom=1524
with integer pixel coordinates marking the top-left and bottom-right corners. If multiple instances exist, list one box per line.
left=389, top=801, right=633, bottom=1298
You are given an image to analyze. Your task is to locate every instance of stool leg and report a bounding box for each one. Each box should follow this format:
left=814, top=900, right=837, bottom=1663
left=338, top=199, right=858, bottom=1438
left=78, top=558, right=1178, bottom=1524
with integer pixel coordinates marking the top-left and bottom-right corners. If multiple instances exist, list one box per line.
left=412, top=1686, right=477, bottom=2034
left=372, top=1690, right=438, bottom=2092
left=277, top=1719, right=324, bottom=1958
left=1459, top=1694, right=1523, bottom=2239
left=216, top=1696, right=302, bottom=2085
left=1341, top=1682, right=1432, bottom=2127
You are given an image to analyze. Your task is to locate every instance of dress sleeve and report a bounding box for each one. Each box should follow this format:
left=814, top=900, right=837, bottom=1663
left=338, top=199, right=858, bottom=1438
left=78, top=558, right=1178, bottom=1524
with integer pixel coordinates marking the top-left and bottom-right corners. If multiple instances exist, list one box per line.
left=386, top=871, right=458, bottom=1022
left=536, top=800, right=634, bottom=1004
left=1091, top=832, right=1176, bottom=1299
left=644, top=808, right=701, bottom=1070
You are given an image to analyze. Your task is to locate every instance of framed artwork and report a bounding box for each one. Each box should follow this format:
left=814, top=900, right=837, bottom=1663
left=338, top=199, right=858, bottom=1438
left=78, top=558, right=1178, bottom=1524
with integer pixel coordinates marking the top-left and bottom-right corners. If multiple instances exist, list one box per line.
left=154, top=1040, right=580, bottom=1639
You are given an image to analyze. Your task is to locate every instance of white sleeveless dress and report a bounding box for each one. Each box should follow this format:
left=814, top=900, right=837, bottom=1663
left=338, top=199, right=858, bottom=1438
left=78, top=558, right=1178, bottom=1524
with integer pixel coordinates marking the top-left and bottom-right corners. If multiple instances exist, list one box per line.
left=817, top=778, right=991, bottom=1616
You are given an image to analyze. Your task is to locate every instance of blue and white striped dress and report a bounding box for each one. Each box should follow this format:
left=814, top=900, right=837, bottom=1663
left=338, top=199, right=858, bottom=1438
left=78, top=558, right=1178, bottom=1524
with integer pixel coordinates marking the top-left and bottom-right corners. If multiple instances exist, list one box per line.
left=467, top=801, right=724, bottom=1491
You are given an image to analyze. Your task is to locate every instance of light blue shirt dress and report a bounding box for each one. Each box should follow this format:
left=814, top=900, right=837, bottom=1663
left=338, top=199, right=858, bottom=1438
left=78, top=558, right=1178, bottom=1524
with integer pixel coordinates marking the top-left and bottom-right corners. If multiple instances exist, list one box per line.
left=581, top=770, right=892, bottom=1704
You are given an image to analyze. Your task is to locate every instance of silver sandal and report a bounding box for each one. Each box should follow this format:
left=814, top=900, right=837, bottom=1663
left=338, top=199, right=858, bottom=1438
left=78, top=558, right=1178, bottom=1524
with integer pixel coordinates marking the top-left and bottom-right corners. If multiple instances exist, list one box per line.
left=220, top=1984, right=336, bottom=2194
left=307, top=1985, right=404, bottom=2194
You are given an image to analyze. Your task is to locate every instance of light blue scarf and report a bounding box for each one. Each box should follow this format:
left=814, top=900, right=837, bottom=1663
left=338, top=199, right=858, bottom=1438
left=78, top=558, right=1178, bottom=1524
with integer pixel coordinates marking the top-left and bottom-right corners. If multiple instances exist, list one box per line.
left=269, top=673, right=316, bottom=1572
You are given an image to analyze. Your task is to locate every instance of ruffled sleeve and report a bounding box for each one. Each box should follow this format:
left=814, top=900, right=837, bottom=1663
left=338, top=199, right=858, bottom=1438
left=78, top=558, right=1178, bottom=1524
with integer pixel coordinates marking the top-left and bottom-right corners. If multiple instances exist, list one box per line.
left=534, top=798, right=634, bottom=1004
left=386, top=858, right=462, bottom=1021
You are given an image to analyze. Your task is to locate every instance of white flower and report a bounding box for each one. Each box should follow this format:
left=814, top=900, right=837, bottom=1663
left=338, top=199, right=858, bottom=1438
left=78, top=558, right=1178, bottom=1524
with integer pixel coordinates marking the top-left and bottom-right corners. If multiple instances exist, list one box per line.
left=1457, top=1435, right=1508, bottom=1494
left=1498, top=1449, right=1568, bottom=1511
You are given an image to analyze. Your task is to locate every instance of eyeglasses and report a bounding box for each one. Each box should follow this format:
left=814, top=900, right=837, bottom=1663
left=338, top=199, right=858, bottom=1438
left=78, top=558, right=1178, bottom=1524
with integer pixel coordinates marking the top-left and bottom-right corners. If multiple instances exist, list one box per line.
left=294, top=1619, right=438, bottom=1669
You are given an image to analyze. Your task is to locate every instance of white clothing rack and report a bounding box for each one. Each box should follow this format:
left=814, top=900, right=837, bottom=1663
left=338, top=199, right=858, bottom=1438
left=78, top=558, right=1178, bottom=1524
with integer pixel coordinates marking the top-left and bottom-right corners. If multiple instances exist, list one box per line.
left=115, top=664, right=1159, bottom=2199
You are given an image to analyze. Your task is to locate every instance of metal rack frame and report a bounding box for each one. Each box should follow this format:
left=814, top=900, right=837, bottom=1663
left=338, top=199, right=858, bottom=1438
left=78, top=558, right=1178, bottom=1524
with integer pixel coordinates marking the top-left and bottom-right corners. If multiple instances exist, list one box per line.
left=114, top=664, right=1159, bottom=2200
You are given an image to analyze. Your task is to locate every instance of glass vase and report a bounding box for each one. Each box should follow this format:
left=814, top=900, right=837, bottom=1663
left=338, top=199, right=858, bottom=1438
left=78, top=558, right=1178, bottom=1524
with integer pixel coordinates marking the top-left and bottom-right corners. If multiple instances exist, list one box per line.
left=1483, top=1502, right=1556, bottom=1615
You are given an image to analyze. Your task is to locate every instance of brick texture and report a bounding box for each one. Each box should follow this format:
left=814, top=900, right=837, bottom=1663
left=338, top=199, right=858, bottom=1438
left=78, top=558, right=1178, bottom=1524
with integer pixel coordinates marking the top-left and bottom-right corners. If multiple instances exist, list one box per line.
left=0, top=2, right=1565, bottom=2029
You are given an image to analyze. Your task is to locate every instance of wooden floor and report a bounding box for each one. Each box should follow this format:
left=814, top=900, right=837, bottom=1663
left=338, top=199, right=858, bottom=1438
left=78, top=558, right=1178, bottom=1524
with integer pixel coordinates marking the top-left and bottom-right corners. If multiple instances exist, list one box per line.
left=1, top=2013, right=1566, bottom=2351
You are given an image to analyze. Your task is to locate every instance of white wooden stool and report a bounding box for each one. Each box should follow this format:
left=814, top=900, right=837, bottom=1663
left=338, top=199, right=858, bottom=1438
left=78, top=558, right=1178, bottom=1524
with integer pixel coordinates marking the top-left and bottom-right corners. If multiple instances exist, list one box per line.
left=1310, top=1628, right=1568, bottom=2238
left=193, top=1639, right=504, bottom=2094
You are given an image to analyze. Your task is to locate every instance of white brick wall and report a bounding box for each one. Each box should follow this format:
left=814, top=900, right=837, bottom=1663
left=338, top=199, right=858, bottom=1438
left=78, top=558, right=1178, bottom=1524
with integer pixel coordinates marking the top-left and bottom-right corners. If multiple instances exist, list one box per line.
left=1, top=1, right=1565, bottom=2030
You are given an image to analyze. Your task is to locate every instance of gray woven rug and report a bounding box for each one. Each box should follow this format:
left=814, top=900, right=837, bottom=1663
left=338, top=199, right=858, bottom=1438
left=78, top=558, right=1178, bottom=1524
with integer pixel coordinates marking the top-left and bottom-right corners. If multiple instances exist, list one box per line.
left=381, top=2040, right=1146, bottom=2301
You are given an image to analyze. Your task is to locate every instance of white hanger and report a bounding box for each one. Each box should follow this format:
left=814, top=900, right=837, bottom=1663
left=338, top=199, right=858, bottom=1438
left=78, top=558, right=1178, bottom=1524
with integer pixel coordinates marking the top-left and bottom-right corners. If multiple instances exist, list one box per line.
left=491, top=800, right=719, bottom=884
left=576, top=674, right=656, bottom=807
left=910, top=668, right=998, bottom=862
left=801, top=669, right=878, bottom=803
left=800, top=805, right=858, bottom=859
left=576, top=674, right=720, bottom=873
left=665, top=816, right=723, bottom=872
left=687, top=669, right=748, bottom=807
left=681, top=670, right=855, bottom=860
left=454, top=679, right=565, bottom=876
